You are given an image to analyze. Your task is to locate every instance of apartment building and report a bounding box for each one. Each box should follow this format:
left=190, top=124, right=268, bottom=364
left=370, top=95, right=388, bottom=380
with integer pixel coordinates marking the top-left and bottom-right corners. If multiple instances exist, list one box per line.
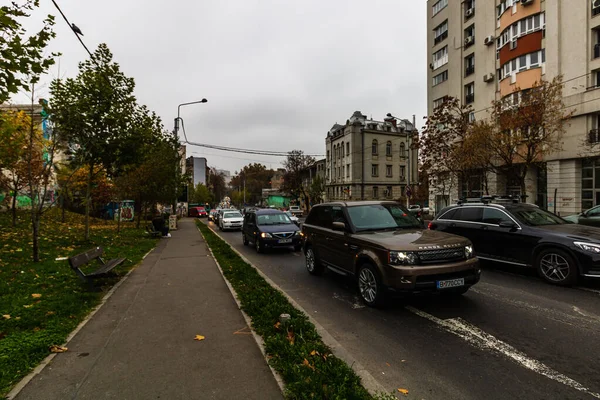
left=325, top=111, right=418, bottom=202
left=426, top=0, right=600, bottom=216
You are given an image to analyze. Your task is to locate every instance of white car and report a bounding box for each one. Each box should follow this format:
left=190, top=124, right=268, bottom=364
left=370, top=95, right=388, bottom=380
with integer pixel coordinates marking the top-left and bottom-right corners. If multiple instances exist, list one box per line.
left=289, top=206, right=303, bottom=217
left=219, top=210, right=244, bottom=231
left=284, top=211, right=299, bottom=225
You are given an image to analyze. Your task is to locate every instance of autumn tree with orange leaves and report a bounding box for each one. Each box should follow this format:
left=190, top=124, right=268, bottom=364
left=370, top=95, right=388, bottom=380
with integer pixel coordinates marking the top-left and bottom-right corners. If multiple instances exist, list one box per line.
left=477, top=76, right=573, bottom=200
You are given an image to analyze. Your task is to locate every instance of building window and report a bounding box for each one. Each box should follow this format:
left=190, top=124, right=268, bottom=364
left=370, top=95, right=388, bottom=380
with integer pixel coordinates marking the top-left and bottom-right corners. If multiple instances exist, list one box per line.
left=372, top=139, right=378, bottom=155
left=399, top=142, right=406, bottom=158
left=341, top=165, right=344, bottom=178
left=386, top=186, right=393, bottom=198
left=372, top=186, right=379, bottom=199
left=371, top=164, right=379, bottom=177
left=497, top=13, right=546, bottom=50
left=341, top=141, right=344, bottom=157
left=346, top=142, right=350, bottom=155
left=400, top=165, right=406, bottom=180
left=346, top=164, right=350, bottom=178
left=465, top=54, right=475, bottom=77
left=326, top=150, right=330, bottom=161
left=433, top=96, right=449, bottom=109
left=434, top=20, right=448, bottom=45
left=386, top=165, right=393, bottom=177
left=464, top=24, right=475, bottom=48
left=499, top=50, right=545, bottom=80
left=432, top=0, right=448, bottom=16
left=465, top=83, right=475, bottom=104
left=433, top=70, right=448, bottom=86
left=386, top=141, right=392, bottom=156
left=469, top=112, right=476, bottom=122
left=432, top=46, right=448, bottom=70
left=464, top=0, right=475, bottom=19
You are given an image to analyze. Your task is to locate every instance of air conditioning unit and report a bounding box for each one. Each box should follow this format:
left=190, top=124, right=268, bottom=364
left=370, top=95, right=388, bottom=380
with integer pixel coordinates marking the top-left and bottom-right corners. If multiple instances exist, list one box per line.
left=595, top=0, right=600, bottom=9
left=483, top=73, right=495, bottom=82
left=521, top=0, right=533, bottom=5
left=484, top=35, right=495, bottom=46
left=465, top=36, right=474, bottom=46
left=465, top=8, right=474, bottom=17
left=510, top=39, right=517, bottom=50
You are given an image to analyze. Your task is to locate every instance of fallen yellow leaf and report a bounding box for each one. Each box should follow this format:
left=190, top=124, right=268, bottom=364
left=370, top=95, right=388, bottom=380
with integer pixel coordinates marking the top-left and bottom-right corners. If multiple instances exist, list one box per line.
left=31, top=293, right=42, bottom=298
left=310, top=350, right=318, bottom=356
left=398, top=388, right=409, bottom=395
left=385, top=362, right=391, bottom=367
left=302, top=358, right=316, bottom=371
left=194, top=335, right=205, bottom=341
left=49, top=345, right=68, bottom=353
left=23, top=304, right=33, bottom=308
left=286, top=331, right=295, bottom=345
left=2, top=314, right=10, bottom=320
left=274, top=321, right=281, bottom=330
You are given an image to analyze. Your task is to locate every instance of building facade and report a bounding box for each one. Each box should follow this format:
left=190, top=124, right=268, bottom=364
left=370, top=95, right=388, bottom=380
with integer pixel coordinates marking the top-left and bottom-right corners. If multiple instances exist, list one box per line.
left=186, top=156, right=208, bottom=186
left=426, top=0, right=600, bottom=216
left=325, top=111, right=418, bottom=202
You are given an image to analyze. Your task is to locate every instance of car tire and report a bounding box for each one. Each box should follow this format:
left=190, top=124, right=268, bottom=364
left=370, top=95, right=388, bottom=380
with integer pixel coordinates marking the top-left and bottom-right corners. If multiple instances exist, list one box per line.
left=535, top=248, right=578, bottom=286
left=305, top=246, right=324, bottom=275
left=255, top=237, right=263, bottom=253
left=357, top=264, right=385, bottom=307
left=242, top=233, right=248, bottom=246
left=440, top=286, right=470, bottom=296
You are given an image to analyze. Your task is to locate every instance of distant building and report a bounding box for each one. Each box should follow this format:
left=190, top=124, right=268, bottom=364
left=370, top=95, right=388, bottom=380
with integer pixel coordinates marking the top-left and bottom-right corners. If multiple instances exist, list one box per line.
left=217, top=169, right=232, bottom=187
left=299, top=159, right=326, bottom=211
left=186, top=156, right=208, bottom=186
left=325, top=111, right=418, bottom=202
left=270, top=168, right=286, bottom=190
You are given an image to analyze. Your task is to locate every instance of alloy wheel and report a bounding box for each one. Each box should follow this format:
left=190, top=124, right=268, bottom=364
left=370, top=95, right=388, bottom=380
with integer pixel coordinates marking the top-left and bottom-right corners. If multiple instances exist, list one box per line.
left=358, top=268, right=378, bottom=303
left=539, top=253, right=571, bottom=283
left=306, top=248, right=315, bottom=272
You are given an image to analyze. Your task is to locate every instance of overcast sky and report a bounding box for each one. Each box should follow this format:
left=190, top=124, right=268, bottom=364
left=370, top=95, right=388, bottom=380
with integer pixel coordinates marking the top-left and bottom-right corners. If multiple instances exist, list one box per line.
left=18, top=0, right=426, bottom=174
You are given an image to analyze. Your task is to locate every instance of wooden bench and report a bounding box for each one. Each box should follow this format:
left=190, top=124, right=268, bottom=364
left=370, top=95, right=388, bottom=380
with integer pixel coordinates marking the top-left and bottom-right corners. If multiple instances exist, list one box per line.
left=68, top=247, right=126, bottom=283
left=146, top=223, right=162, bottom=238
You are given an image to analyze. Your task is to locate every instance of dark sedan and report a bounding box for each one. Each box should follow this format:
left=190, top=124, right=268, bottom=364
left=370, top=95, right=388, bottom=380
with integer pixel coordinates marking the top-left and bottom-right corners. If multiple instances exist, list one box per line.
left=241, top=209, right=302, bottom=253
left=429, top=202, right=600, bottom=285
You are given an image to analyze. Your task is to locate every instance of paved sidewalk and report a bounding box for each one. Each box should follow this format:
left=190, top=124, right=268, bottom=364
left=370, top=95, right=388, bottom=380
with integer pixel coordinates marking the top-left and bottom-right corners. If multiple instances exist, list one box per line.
left=14, top=218, right=283, bottom=400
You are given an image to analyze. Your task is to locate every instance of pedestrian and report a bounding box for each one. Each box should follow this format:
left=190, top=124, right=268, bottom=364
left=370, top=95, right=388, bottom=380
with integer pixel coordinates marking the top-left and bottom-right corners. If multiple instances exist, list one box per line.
left=152, top=210, right=171, bottom=238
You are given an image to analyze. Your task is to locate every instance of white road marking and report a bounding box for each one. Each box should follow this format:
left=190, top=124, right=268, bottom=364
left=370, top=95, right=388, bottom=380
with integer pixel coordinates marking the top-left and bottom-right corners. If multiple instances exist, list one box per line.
left=405, top=306, right=600, bottom=399
left=577, top=287, right=600, bottom=295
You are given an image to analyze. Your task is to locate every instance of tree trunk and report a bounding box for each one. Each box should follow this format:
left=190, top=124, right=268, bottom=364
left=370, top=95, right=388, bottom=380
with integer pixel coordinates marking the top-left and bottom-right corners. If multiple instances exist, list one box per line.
left=117, top=200, right=122, bottom=233
left=11, top=187, right=17, bottom=227
left=520, top=166, right=528, bottom=203
left=61, top=191, right=66, bottom=223
left=84, top=164, right=94, bottom=241
left=31, top=211, right=40, bottom=262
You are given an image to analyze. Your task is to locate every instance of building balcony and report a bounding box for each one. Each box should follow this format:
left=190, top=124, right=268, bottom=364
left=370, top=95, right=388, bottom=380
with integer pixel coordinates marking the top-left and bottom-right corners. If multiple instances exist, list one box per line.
left=434, top=31, right=448, bottom=45
left=595, top=44, right=600, bottom=59
left=465, top=65, right=475, bottom=77
left=465, top=93, right=475, bottom=104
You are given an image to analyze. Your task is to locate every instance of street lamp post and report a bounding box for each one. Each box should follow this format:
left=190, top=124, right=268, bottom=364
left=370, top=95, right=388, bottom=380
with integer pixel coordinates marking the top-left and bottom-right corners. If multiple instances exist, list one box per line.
left=172, top=98, right=208, bottom=217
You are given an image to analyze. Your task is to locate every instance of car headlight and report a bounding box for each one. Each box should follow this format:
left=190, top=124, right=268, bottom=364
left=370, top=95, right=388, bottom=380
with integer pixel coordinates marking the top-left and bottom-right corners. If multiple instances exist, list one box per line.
left=293, top=231, right=301, bottom=236
left=574, top=241, right=600, bottom=254
left=465, top=245, right=474, bottom=259
left=260, top=232, right=272, bottom=238
left=389, top=251, right=418, bottom=265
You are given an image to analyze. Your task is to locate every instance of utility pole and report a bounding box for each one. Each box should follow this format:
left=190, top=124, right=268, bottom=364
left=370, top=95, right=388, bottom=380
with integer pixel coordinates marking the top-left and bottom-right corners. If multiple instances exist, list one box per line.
left=243, top=178, right=246, bottom=205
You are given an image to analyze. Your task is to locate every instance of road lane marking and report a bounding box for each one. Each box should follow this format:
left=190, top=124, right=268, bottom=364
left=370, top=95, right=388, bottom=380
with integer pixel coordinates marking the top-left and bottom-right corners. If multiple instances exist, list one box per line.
left=405, top=306, right=600, bottom=399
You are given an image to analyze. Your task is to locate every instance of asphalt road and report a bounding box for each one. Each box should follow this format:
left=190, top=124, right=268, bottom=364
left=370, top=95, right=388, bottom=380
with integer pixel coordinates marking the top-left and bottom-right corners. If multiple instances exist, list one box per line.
left=203, top=220, right=600, bottom=400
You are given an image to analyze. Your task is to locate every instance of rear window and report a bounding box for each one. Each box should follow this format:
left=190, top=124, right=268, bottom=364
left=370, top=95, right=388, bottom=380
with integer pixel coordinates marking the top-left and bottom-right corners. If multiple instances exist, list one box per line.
left=457, top=207, right=483, bottom=222
left=438, top=208, right=459, bottom=220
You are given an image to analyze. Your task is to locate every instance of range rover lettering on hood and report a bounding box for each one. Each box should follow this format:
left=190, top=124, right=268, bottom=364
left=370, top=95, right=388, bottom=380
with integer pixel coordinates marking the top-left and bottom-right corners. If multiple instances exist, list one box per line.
left=418, top=243, right=463, bottom=250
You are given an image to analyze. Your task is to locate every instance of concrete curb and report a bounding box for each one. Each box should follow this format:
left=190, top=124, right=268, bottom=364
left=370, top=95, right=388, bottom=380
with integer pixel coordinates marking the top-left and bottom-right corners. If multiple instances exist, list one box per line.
left=6, top=249, right=155, bottom=400
left=200, top=222, right=389, bottom=397
left=197, top=227, right=287, bottom=397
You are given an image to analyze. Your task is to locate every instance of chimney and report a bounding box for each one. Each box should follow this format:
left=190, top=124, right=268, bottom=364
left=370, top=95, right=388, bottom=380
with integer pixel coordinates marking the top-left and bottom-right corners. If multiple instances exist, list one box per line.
left=384, top=116, right=397, bottom=127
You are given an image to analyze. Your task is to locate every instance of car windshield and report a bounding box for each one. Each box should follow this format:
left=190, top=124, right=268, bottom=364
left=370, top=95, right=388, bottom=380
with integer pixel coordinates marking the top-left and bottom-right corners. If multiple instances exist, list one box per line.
left=223, top=212, right=242, bottom=219
left=257, top=213, right=292, bottom=225
left=347, top=204, right=422, bottom=231
left=511, top=208, right=565, bottom=226
left=284, top=211, right=295, bottom=218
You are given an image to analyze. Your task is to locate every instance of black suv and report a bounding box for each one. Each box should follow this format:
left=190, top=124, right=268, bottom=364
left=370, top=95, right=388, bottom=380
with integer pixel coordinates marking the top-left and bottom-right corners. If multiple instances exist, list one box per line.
left=302, top=201, right=480, bottom=306
left=430, top=202, right=600, bottom=285
left=242, top=209, right=302, bottom=253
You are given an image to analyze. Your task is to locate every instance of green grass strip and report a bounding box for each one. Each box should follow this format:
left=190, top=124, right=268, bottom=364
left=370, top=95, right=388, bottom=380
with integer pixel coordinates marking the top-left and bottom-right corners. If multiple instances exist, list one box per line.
left=197, top=221, right=379, bottom=400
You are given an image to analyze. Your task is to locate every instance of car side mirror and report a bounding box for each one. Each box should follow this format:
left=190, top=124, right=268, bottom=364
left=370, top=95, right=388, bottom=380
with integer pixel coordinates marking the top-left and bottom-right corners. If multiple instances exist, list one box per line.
left=332, top=221, right=346, bottom=231
left=498, top=221, right=517, bottom=229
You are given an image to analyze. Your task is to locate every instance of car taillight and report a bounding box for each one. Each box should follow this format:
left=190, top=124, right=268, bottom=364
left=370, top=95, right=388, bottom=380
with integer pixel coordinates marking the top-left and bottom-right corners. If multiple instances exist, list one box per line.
left=427, top=222, right=433, bottom=230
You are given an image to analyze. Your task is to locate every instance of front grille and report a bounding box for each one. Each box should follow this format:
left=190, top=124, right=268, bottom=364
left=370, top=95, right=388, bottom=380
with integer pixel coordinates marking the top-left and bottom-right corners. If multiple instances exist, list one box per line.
left=418, top=248, right=465, bottom=264
left=273, top=232, right=294, bottom=239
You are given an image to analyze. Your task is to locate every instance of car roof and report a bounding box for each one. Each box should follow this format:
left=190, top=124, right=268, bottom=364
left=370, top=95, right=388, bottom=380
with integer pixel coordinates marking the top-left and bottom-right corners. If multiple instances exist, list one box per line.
left=254, top=208, right=284, bottom=215
left=316, top=200, right=401, bottom=207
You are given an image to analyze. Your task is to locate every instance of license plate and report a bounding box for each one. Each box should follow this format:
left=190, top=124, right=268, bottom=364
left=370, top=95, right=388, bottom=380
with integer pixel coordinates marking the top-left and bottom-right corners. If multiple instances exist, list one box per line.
left=278, top=239, right=292, bottom=244
left=437, top=278, right=465, bottom=289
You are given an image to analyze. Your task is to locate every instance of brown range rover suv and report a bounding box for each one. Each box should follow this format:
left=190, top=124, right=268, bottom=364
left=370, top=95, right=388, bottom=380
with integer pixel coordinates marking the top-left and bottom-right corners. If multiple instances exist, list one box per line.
left=302, top=201, right=480, bottom=306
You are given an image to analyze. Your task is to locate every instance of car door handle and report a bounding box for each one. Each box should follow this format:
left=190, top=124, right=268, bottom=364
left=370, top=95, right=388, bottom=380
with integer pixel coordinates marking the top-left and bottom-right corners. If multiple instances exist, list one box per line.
left=347, top=244, right=358, bottom=250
